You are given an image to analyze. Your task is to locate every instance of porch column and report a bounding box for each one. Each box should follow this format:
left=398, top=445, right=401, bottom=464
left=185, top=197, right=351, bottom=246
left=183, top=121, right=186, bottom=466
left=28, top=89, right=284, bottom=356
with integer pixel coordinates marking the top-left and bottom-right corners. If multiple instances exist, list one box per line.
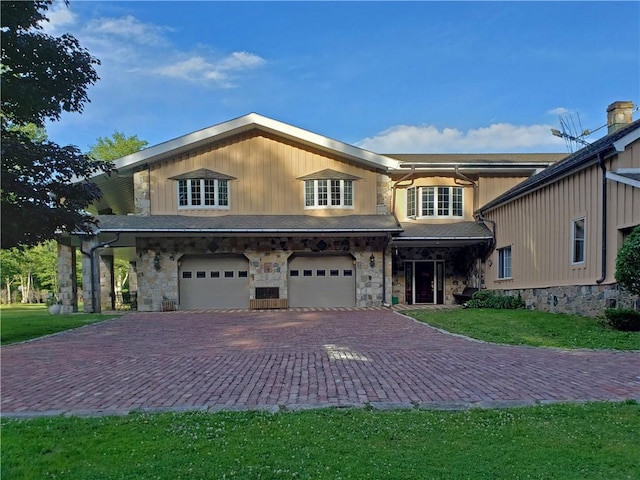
left=99, top=255, right=115, bottom=311
left=57, top=243, right=77, bottom=313
left=81, top=237, right=100, bottom=313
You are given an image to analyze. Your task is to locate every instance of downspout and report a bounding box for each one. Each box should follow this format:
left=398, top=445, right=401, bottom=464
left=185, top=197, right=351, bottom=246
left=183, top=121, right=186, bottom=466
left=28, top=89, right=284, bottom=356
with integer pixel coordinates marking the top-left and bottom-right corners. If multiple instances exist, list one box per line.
left=382, top=234, right=391, bottom=306
left=596, top=152, right=607, bottom=284
left=475, top=213, right=496, bottom=291
left=454, top=168, right=478, bottom=212
left=80, top=233, right=121, bottom=313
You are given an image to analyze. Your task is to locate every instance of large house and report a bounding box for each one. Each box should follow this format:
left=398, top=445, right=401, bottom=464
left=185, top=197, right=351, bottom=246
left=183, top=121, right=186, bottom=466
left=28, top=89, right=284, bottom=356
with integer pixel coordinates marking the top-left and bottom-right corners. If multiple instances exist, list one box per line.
left=478, top=101, right=639, bottom=316
left=57, top=113, right=565, bottom=313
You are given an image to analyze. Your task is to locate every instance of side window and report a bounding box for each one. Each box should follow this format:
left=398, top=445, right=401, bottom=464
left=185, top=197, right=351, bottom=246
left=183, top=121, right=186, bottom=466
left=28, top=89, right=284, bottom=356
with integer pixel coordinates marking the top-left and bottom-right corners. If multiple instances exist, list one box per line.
left=572, top=217, right=586, bottom=264
left=498, top=246, right=512, bottom=279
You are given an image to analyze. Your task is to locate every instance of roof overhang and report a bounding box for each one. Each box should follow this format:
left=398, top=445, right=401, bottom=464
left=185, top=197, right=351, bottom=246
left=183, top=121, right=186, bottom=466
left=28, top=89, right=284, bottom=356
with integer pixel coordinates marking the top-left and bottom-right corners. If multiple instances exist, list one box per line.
left=392, top=221, right=494, bottom=247
left=606, top=169, right=640, bottom=189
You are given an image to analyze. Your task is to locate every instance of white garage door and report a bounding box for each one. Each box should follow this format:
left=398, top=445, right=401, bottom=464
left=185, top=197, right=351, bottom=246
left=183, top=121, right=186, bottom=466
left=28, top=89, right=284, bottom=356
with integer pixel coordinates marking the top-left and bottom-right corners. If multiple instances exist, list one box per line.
left=179, top=255, right=249, bottom=309
left=288, top=255, right=356, bottom=308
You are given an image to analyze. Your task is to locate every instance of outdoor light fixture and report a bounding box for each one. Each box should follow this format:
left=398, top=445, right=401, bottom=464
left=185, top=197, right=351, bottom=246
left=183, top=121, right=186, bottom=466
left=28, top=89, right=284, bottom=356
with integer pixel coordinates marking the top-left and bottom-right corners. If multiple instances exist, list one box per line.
left=369, top=254, right=376, bottom=268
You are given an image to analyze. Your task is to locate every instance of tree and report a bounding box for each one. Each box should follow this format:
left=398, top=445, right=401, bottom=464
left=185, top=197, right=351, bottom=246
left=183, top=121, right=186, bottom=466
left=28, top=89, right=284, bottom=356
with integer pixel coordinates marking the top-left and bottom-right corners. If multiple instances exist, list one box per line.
left=1, top=0, right=113, bottom=249
left=0, top=249, right=21, bottom=304
left=88, top=131, right=148, bottom=162
left=615, top=225, right=640, bottom=296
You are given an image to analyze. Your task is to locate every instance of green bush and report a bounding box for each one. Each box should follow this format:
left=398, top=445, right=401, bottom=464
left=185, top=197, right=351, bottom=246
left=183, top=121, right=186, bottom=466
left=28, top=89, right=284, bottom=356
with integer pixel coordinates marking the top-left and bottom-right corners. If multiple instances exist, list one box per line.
left=605, top=308, right=640, bottom=332
left=615, top=225, right=640, bottom=296
left=466, top=290, right=524, bottom=309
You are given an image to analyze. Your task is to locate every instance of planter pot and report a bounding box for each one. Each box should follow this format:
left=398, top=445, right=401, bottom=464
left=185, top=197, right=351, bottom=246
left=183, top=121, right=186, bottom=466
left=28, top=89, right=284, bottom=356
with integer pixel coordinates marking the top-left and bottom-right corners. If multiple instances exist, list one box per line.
left=48, top=304, right=61, bottom=315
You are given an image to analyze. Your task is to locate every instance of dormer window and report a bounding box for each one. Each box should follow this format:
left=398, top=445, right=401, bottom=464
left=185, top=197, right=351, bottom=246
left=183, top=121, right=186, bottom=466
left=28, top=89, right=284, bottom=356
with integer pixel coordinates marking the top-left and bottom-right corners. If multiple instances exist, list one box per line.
left=298, top=169, right=360, bottom=209
left=170, top=168, right=235, bottom=209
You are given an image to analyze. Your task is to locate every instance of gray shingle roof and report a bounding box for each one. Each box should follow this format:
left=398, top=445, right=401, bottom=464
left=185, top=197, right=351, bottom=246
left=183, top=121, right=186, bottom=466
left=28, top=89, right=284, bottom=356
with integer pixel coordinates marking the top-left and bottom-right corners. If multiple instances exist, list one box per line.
left=94, top=214, right=402, bottom=234
left=397, top=221, right=493, bottom=240
left=479, top=120, right=640, bottom=213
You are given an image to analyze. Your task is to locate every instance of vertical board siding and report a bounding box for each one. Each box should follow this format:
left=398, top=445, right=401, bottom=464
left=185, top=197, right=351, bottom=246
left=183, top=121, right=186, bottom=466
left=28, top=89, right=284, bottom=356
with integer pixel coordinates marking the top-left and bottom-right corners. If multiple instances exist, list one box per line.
left=485, top=162, right=608, bottom=289
left=478, top=176, right=529, bottom=208
left=149, top=131, right=377, bottom=216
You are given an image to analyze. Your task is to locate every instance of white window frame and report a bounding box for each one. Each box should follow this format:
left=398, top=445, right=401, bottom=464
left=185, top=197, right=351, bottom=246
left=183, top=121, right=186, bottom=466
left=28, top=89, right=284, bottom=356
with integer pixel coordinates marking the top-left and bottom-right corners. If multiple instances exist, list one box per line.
left=571, top=216, right=586, bottom=265
left=304, top=179, right=353, bottom=209
left=406, top=187, right=416, bottom=217
left=177, top=178, right=230, bottom=209
left=406, top=186, right=464, bottom=219
left=497, top=246, right=512, bottom=280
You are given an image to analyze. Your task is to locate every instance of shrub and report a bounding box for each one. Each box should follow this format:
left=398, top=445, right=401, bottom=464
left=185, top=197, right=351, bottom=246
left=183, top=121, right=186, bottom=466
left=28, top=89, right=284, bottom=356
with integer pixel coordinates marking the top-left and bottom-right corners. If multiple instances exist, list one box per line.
left=615, top=225, right=640, bottom=296
left=605, top=308, right=640, bottom=332
left=466, top=290, right=524, bottom=309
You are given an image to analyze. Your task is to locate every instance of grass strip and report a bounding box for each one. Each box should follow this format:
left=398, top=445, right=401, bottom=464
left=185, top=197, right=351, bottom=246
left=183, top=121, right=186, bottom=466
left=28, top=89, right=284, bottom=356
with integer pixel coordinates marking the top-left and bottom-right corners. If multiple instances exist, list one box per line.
left=0, top=305, right=118, bottom=345
left=407, top=308, right=640, bottom=350
left=2, top=402, right=639, bottom=479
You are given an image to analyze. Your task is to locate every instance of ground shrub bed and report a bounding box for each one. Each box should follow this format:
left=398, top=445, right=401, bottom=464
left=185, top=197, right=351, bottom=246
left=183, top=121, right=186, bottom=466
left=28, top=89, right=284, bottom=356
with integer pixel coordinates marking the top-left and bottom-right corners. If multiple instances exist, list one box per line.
left=0, top=305, right=117, bottom=345
left=2, top=402, right=639, bottom=479
left=605, top=308, right=640, bottom=332
left=408, top=308, right=640, bottom=350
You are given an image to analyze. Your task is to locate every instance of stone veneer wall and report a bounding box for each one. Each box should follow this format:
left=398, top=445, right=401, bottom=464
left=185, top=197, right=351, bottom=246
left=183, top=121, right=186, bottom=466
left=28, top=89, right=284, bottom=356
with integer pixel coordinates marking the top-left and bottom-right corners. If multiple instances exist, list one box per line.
left=133, top=169, right=151, bottom=215
left=57, top=244, right=77, bottom=313
left=499, top=284, right=639, bottom=317
left=136, top=236, right=388, bottom=311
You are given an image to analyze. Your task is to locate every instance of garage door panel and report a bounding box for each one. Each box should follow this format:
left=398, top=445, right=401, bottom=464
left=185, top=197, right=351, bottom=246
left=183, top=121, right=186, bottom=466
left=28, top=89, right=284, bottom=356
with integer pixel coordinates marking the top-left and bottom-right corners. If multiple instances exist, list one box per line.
left=179, top=256, right=249, bottom=309
left=288, top=256, right=355, bottom=308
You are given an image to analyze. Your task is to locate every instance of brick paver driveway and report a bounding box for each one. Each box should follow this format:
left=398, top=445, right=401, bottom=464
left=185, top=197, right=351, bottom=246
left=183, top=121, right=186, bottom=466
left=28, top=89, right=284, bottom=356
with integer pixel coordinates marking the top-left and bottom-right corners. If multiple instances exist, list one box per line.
left=2, top=309, right=639, bottom=417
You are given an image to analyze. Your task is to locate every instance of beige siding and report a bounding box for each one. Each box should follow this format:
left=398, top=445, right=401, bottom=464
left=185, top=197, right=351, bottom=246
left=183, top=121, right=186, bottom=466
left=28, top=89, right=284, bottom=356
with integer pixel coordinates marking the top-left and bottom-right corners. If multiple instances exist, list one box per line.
left=478, top=176, right=529, bottom=209
left=485, top=138, right=640, bottom=290
left=149, top=131, right=378, bottom=215
left=485, top=163, right=603, bottom=289
left=608, top=141, right=640, bottom=271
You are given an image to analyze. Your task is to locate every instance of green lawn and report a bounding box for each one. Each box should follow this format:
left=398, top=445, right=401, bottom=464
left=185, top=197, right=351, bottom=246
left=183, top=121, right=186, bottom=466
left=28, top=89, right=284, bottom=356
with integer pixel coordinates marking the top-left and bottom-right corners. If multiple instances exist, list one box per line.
left=407, top=308, right=640, bottom=350
left=2, top=402, right=639, bottom=479
left=0, top=304, right=118, bottom=345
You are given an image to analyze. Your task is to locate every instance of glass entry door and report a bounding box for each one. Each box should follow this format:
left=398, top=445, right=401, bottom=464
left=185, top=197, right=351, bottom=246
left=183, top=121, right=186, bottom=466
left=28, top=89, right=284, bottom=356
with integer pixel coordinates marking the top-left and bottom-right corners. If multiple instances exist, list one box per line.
left=405, top=260, right=445, bottom=305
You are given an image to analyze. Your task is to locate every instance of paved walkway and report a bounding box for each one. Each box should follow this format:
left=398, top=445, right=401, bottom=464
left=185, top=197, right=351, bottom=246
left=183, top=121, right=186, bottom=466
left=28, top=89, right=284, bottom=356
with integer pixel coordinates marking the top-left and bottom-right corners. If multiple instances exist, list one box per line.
left=2, top=310, right=639, bottom=417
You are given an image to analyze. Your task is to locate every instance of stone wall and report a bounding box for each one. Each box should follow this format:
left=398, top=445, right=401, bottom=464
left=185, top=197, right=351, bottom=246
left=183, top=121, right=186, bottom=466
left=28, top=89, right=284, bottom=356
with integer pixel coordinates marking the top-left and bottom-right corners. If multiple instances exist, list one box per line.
left=376, top=174, right=392, bottom=215
left=57, top=244, right=77, bottom=313
left=133, top=169, right=151, bottom=215
left=499, top=284, right=639, bottom=317
left=135, top=235, right=388, bottom=311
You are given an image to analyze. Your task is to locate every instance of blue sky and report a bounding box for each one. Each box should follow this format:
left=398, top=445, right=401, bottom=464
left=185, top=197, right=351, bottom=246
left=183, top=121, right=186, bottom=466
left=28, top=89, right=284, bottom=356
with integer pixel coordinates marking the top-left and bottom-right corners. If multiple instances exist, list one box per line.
left=43, top=1, right=639, bottom=154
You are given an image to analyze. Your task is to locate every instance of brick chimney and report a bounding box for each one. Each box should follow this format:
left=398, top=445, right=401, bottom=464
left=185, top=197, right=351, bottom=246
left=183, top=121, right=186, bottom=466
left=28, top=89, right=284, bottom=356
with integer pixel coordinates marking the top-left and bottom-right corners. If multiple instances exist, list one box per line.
left=607, top=101, right=634, bottom=134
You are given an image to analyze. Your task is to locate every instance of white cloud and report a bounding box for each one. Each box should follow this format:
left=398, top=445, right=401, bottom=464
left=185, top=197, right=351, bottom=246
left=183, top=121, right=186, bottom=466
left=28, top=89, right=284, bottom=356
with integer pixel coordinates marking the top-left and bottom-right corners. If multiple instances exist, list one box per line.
left=153, top=52, right=266, bottom=86
left=39, top=0, right=77, bottom=35
left=67, top=12, right=267, bottom=88
left=357, top=123, right=566, bottom=153
left=547, top=107, right=571, bottom=116
left=87, top=15, right=169, bottom=46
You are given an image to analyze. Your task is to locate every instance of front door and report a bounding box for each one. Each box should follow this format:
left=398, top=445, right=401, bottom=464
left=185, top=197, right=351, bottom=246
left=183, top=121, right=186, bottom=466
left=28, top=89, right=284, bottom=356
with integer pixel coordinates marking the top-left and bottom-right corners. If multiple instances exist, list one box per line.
left=415, top=261, right=434, bottom=303
left=405, top=260, right=445, bottom=305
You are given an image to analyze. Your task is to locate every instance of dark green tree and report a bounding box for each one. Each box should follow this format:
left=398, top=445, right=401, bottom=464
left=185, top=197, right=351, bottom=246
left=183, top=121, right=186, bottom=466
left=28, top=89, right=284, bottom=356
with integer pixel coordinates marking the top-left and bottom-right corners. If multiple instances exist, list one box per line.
left=615, top=225, right=640, bottom=296
left=1, top=0, right=113, bottom=248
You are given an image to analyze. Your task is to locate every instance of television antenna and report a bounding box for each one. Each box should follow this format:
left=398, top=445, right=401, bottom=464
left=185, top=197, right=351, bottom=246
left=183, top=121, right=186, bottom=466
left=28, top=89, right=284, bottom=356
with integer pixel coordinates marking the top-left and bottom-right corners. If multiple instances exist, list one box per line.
left=550, top=111, right=605, bottom=153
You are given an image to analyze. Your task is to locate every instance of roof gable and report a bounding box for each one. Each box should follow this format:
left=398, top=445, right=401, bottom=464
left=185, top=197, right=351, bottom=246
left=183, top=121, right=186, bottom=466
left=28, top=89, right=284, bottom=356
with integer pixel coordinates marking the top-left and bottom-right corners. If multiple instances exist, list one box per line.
left=111, top=113, right=399, bottom=173
left=168, top=168, right=236, bottom=181
left=297, top=168, right=362, bottom=181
